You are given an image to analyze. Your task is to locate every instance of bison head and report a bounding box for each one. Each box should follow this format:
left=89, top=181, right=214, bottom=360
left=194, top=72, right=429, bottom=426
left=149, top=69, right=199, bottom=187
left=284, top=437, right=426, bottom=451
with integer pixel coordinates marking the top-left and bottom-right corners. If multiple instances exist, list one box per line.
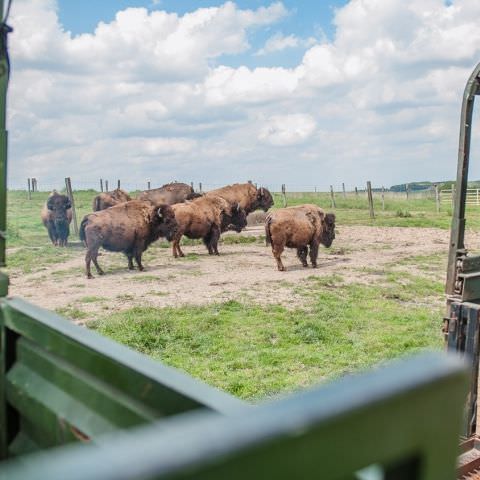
left=256, top=187, right=274, bottom=212
left=320, top=213, right=336, bottom=248
left=155, top=204, right=178, bottom=241
left=228, top=204, right=248, bottom=233
left=47, top=193, right=71, bottom=238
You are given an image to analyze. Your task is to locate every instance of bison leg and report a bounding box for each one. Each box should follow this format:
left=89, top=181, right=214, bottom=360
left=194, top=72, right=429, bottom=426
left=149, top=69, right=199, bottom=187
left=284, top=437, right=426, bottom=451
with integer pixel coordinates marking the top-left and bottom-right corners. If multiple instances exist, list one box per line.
left=297, top=246, right=308, bottom=267
left=46, top=223, right=58, bottom=246
left=85, top=250, right=94, bottom=279
left=209, top=226, right=221, bottom=255
left=202, top=231, right=213, bottom=254
left=91, top=248, right=105, bottom=276
left=309, top=241, right=319, bottom=268
left=134, top=252, right=144, bottom=271
left=127, top=254, right=134, bottom=270
left=272, top=244, right=286, bottom=271
left=176, top=240, right=185, bottom=258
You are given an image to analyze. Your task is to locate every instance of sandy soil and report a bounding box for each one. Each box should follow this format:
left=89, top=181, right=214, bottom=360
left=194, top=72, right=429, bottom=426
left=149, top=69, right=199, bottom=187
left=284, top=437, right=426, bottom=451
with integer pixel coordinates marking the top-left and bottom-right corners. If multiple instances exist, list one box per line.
left=8, top=225, right=480, bottom=322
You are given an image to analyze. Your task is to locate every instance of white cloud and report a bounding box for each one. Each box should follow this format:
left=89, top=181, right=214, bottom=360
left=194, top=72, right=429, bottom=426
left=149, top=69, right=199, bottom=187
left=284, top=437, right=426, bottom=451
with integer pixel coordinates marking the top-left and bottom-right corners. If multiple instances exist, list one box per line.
left=6, top=0, right=480, bottom=190
left=258, top=114, right=316, bottom=146
left=255, top=32, right=318, bottom=56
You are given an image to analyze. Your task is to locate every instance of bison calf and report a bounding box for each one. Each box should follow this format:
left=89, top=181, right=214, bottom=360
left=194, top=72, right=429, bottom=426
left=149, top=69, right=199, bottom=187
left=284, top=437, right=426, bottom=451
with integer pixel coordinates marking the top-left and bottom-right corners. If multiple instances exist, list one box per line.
left=79, top=200, right=177, bottom=278
left=265, top=204, right=335, bottom=271
left=40, top=191, right=72, bottom=246
left=92, top=188, right=131, bottom=211
left=171, top=195, right=247, bottom=258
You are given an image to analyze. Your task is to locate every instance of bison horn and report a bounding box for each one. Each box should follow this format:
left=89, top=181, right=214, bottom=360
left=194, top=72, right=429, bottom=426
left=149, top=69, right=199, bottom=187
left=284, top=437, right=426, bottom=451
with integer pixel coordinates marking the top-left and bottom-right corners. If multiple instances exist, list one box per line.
left=236, top=204, right=240, bottom=212
left=157, top=208, right=163, bottom=219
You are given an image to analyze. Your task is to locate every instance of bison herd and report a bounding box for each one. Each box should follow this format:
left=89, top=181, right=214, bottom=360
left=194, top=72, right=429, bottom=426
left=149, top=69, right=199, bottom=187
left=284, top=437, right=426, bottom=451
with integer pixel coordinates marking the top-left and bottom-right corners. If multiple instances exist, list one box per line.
left=41, top=182, right=336, bottom=276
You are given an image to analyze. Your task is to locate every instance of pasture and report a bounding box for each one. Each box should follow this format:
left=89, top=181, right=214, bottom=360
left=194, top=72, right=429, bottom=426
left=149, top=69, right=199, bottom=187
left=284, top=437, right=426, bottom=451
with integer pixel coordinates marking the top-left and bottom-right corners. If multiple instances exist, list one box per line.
left=5, top=188, right=479, bottom=400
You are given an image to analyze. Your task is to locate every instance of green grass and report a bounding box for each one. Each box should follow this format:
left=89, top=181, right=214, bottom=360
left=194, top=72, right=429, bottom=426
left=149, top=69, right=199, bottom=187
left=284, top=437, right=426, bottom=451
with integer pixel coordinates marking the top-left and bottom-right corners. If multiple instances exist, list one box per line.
left=89, top=273, right=443, bottom=400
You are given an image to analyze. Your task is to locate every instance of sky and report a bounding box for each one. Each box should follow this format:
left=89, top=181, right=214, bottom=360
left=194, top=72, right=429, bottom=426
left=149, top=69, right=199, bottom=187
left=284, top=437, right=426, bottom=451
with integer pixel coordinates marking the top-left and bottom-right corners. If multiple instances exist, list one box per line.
left=6, top=0, right=480, bottom=191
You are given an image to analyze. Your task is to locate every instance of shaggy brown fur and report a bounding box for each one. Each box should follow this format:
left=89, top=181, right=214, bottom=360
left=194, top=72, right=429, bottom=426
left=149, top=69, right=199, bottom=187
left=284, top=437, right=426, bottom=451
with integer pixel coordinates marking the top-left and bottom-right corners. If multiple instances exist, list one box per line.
left=40, top=191, right=73, bottom=247
left=92, top=188, right=131, bottom=211
left=79, top=200, right=177, bottom=278
left=265, top=204, right=336, bottom=271
left=136, top=182, right=200, bottom=205
left=206, top=183, right=273, bottom=214
left=171, top=195, right=247, bottom=258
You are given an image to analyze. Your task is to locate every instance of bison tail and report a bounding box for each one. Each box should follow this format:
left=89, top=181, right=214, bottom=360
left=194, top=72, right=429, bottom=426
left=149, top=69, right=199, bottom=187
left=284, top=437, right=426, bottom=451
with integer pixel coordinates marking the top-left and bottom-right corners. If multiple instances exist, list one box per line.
left=79, top=216, right=89, bottom=246
left=265, top=215, right=272, bottom=246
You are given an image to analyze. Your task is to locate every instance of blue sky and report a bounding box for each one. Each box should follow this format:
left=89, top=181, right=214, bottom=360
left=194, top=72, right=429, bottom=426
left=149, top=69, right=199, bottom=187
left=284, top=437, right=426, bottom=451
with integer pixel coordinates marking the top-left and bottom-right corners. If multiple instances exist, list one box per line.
left=57, top=1, right=349, bottom=68
left=6, top=0, right=480, bottom=190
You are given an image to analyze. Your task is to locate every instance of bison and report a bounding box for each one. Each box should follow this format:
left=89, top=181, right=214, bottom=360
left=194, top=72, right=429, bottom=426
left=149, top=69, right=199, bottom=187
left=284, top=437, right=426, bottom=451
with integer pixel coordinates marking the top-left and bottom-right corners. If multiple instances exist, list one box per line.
left=206, top=182, right=274, bottom=215
left=265, top=204, right=336, bottom=271
left=79, top=200, right=177, bottom=278
left=40, top=191, right=73, bottom=247
left=137, top=182, right=201, bottom=205
left=171, top=195, right=247, bottom=258
left=92, top=188, right=131, bottom=211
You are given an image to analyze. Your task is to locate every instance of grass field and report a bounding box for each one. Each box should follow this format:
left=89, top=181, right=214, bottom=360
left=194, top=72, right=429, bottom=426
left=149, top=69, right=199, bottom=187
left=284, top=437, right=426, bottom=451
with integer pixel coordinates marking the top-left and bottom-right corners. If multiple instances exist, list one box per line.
left=4, top=188, right=457, bottom=401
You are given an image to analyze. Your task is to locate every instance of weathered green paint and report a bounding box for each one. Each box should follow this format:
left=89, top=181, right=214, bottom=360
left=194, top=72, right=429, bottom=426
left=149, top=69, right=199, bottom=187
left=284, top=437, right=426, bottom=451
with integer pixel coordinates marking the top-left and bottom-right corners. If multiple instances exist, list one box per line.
left=0, top=353, right=468, bottom=480
left=0, top=298, right=244, bottom=456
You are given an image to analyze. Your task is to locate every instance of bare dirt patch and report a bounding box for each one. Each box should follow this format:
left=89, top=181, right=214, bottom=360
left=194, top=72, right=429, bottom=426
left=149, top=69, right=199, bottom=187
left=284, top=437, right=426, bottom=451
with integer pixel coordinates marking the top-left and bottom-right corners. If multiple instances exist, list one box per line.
left=8, top=225, right=480, bottom=322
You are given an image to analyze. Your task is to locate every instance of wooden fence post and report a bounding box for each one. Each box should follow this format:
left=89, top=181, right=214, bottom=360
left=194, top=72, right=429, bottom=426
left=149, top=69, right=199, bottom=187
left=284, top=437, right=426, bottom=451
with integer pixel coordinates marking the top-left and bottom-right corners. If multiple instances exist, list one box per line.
left=117, top=180, right=121, bottom=189
left=434, top=184, right=440, bottom=213
left=199, top=182, right=202, bottom=193
left=105, top=180, right=109, bottom=192
left=100, top=179, right=103, bottom=192
left=406, top=183, right=410, bottom=200
left=330, top=185, right=336, bottom=209
left=147, top=181, right=151, bottom=190
left=281, top=184, right=287, bottom=207
left=27, top=178, right=31, bottom=200
left=367, top=181, right=375, bottom=219
left=190, top=182, right=194, bottom=190
left=355, top=186, right=358, bottom=197
left=342, top=183, right=346, bottom=199
left=65, top=177, right=78, bottom=235
left=451, top=184, right=455, bottom=208
left=381, top=186, right=385, bottom=211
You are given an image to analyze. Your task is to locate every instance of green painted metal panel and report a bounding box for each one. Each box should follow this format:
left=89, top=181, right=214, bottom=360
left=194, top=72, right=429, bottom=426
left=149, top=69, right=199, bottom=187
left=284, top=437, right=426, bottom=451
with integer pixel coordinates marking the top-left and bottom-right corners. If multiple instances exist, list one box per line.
left=0, top=297, right=245, bottom=456
left=0, top=352, right=468, bottom=480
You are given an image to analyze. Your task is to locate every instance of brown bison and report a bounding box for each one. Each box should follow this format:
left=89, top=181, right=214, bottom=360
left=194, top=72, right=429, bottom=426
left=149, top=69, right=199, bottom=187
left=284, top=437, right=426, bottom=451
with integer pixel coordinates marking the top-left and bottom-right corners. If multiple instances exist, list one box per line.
left=265, top=204, right=336, bottom=271
left=137, top=182, right=201, bottom=205
left=207, top=182, right=273, bottom=214
left=79, top=200, right=177, bottom=278
left=92, top=188, right=131, bottom=211
left=171, top=195, right=247, bottom=258
left=40, top=191, right=73, bottom=247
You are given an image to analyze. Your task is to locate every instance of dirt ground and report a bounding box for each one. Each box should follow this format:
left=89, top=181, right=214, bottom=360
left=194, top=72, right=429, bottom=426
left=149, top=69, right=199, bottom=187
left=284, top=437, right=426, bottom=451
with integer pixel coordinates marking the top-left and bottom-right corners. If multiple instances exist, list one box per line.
left=8, top=225, right=480, bottom=322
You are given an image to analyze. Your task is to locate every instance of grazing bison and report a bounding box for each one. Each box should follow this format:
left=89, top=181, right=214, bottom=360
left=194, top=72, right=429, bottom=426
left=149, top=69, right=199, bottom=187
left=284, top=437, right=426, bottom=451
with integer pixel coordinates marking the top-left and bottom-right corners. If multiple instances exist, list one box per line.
left=92, top=188, right=131, bottom=211
left=137, top=182, right=201, bottom=205
left=79, top=200, right=177, bottom=278
left=40, top=191, right=72, bottom=247
left=265, top=204, right=336, bottom=271
left=207, top=182, right=273, bottom=214
left=171, top=195, right=247, bottom=258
